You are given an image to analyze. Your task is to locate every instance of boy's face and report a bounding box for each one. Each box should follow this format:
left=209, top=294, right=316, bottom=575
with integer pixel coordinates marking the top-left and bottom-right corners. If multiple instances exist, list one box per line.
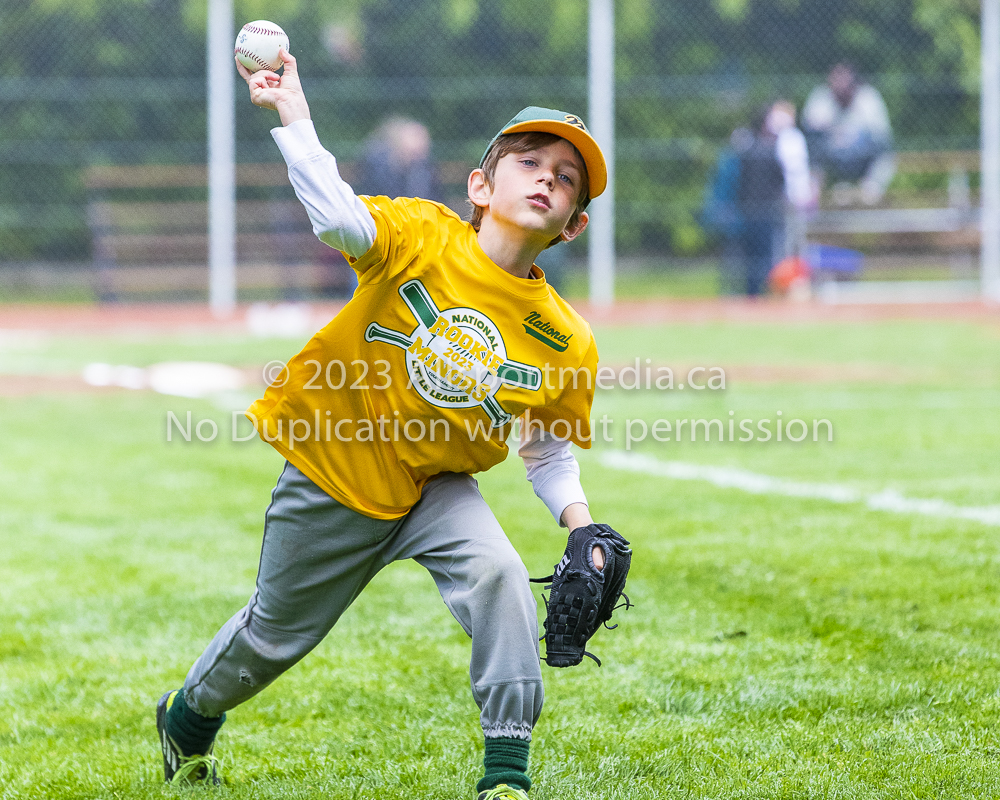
left=474, top=139, right=588, bottom=243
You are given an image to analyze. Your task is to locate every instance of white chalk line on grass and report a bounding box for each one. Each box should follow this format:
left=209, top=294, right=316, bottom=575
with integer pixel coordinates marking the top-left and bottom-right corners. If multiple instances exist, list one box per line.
left=599, top=451, right=1000, bottom=527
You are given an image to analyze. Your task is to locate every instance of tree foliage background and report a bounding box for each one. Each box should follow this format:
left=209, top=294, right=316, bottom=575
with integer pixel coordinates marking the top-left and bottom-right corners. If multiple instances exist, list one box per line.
left=0, top=0, right=983, bottom=269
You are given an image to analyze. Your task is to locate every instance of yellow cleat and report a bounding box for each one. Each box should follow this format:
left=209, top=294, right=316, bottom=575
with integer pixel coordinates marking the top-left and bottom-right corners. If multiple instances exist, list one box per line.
left=477, top=784, right=530, bottom=800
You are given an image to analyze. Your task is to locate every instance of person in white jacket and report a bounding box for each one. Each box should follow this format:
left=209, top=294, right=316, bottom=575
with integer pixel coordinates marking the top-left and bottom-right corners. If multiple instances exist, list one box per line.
left=732, top=100, right=813, bottom=295
left=803, top=62, right=895, bottom=205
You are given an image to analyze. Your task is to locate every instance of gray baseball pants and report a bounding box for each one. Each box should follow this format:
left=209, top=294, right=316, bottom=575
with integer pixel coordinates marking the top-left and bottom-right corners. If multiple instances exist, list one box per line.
left=183, top=462, right=543, bottom=741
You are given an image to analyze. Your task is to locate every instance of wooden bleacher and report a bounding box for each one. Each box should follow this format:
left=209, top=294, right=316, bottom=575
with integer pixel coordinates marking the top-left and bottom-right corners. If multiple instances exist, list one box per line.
left=84, top=160, right=471, bottom=299
left=806, top=150, right=981, bottom=247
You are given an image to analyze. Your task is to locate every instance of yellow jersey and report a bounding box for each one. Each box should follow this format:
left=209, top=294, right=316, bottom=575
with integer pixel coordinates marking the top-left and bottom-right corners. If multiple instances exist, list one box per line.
left=247, top=195, right=598, bottom=519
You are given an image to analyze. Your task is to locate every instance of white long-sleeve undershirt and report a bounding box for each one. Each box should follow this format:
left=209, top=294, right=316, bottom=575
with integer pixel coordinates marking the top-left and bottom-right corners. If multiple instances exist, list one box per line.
left=270, top=118, right=589, bottom=525
left=518, top=425, right=589, bottom=526
left=271, top=119, right=376, bottom=259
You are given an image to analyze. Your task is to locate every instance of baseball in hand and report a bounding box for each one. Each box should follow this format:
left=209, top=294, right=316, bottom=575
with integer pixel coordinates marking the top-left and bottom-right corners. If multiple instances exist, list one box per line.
left=235, top=20, right=289, bottom=73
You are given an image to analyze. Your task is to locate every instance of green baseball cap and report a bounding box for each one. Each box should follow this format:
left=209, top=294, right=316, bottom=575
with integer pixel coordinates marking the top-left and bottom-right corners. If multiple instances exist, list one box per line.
left=479, top=106, right=608, bottom=201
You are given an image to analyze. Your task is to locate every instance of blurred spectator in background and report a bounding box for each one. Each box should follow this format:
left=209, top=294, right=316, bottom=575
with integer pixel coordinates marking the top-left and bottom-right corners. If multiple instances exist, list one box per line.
left=701, top=126, right=750, bottom=294
left=356, top=116, right=442, bottom=202
left=768, top=100, right=813, bottom=213
left=317, top=116, right=442, bottom=298
left=704, top=100, right=811, bottom=296
left=767, top=99, right=813, bottom=271
left=734, top=105, right=785, bottom=296
left=736, top=100, right=813, bottom=297
left=803, top=62, right=895, bottom=206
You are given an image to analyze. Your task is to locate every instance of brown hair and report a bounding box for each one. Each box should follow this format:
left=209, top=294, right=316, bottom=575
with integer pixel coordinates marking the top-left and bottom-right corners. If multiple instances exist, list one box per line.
left=469, top=132, right=590, bottom=248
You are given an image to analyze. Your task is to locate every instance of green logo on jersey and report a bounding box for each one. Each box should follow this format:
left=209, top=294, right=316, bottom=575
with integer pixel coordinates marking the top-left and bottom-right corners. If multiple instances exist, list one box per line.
left=364, top=280, right=543, bottom=429
left=522, top=311, right=573, bottom=352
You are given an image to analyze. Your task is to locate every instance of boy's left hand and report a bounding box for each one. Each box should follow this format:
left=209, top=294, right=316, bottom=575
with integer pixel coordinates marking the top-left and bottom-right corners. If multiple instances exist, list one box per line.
left=531, top=523, right=633, bottom=667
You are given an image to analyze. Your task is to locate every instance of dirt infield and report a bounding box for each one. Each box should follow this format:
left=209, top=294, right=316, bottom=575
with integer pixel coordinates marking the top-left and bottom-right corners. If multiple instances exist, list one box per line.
left=0, top=374, right=119, bottom=398
left=1, top=299, right=994, bottom=397
left=1, top=297, right=997, bottom=334
left=0, top=363, right=926, bottom=398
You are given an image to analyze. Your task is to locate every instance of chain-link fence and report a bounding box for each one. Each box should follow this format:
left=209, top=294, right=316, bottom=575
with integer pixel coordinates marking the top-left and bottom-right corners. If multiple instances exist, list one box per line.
left=0, top=0, right=985, bottom=302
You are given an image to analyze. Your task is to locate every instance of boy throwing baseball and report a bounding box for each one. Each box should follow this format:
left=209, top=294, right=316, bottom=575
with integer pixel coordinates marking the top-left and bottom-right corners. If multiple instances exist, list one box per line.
left=154, top=48, right=629, bottom=800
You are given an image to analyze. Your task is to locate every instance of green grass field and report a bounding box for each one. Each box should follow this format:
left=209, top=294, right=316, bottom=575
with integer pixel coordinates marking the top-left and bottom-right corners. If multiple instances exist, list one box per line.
left=2, top=311, right=1000, bottom=799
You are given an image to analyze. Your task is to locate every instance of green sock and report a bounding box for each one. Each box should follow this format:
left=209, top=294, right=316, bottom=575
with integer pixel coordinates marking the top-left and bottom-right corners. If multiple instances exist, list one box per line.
left=476, top=736, right=531, bottom=793
left=165, top=689, right=225, bottom=757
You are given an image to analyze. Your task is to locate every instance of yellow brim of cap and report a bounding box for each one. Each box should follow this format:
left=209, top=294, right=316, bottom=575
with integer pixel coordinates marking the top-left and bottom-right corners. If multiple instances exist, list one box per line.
left=502, top=119, right=608, bottom=200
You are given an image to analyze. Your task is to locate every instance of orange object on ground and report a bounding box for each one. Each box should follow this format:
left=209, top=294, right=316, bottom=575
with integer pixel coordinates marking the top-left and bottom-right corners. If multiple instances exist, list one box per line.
left=769, top=256, right=811, bottom=293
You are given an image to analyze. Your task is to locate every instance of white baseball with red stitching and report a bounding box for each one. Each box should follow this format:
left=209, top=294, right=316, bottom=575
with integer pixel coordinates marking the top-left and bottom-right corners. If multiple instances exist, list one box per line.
left=234, top=20, right=289, bottom=73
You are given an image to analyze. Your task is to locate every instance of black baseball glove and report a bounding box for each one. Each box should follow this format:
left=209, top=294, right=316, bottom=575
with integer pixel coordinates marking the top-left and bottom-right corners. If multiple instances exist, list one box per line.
left=531, top=523, right=633, bottom=667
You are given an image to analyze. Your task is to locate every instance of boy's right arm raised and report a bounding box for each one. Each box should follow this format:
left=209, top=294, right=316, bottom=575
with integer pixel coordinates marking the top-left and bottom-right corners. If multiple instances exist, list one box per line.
left=236, top=49, right=376, bottom=260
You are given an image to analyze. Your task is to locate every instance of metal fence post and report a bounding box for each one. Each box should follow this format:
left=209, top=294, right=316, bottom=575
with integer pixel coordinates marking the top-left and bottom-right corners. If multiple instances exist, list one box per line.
left=208, top=0, right=236, bottom=316
left=982, top=0, right=1000, bottom=301
left=588, top=0, right=615, bottom=307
